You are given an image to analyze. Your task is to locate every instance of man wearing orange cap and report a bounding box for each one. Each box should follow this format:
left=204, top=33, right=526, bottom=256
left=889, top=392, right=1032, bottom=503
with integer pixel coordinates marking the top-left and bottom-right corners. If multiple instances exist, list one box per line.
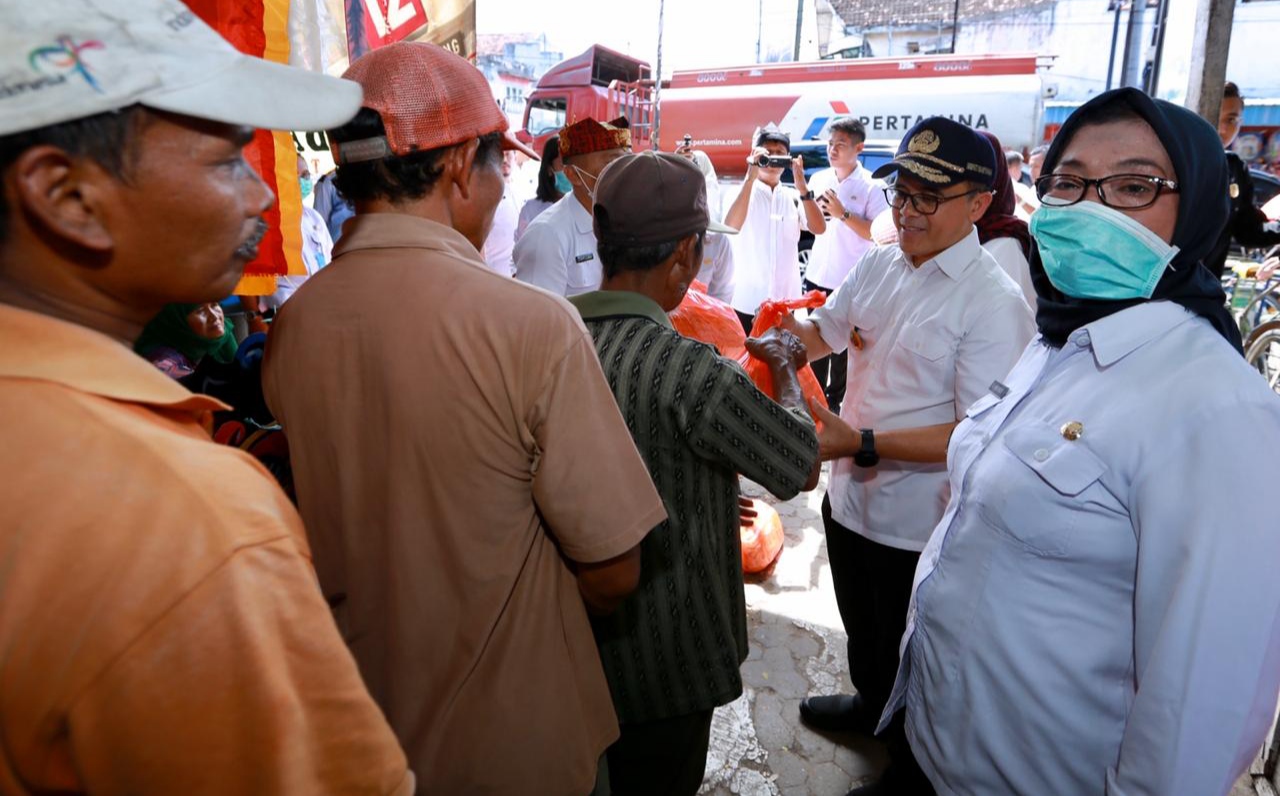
left=513, top=117, right=632, bottom=296
left=262, top=43, right=667, bottom=796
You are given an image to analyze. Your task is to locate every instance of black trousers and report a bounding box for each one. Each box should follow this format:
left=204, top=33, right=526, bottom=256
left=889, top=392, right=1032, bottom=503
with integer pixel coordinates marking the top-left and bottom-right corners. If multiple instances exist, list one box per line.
left=803, top=278, right=848, bottom=412
left=606, top=708, right=715, bottom=796
left=822, top=495, right=935, bottom=794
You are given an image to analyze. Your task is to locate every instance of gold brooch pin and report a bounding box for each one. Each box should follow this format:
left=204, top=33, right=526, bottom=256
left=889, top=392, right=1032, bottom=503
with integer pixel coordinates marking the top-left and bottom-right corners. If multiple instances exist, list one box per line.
left=1060, top=421, right=1084, bottom=441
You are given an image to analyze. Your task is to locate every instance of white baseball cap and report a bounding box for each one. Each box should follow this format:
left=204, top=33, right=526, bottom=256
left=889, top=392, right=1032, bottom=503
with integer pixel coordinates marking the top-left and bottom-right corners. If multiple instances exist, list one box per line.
left=0, top=0, right=362, bottom=138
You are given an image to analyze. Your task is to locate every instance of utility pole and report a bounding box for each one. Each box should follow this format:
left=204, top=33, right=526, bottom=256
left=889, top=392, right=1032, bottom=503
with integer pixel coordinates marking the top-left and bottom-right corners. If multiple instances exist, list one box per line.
left=654, top=0, right=665, bottom=150
left=756, top=0, right=764, bottom=62
left=950, top=0, right=961, bottom=53
left=794, top=0, right=805, bottom=61
left=1185, top=0, right=1235, bottom=123
left=1105, top=0, right=1123, bottom=91
left=1145, top=0, right=1172, bottom=94
left=1118, top=0, right=1145, bottom=88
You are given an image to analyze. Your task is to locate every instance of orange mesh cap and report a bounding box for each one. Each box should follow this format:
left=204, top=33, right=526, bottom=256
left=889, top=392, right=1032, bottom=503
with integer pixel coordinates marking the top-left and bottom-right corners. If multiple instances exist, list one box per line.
left=334, top=42, right=536, bottom=164
left=559, top=118, right=632, bottom=160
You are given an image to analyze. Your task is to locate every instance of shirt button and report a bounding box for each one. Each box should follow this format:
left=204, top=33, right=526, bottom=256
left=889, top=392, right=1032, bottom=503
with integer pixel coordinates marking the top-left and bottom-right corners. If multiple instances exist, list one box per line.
left=1034, top=448, right=1050, bottom=462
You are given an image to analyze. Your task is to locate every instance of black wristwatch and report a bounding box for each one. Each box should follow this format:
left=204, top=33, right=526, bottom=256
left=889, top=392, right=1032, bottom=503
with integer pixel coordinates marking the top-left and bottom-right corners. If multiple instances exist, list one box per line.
left=853, top=429, right=879, bottom=468
left=800, top=189, right=815, bottom=201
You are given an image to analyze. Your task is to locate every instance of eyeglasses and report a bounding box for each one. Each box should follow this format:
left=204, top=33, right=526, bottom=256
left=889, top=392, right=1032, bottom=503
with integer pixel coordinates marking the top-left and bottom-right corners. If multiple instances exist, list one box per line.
left=1034, top=173, right=1179, bottom=210
left=882, top=186, right=985, bottom=216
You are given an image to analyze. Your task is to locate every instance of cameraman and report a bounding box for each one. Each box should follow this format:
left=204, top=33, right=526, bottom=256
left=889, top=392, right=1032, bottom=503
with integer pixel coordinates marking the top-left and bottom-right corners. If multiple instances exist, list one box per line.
left=724, top=128, right=826, bottom=332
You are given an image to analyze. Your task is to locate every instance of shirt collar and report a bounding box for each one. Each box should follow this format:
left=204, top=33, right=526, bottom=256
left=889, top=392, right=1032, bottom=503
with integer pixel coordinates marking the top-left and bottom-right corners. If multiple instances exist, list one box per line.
left=570, top=290, right=674, bottom=329
left=333, top=212, right=483, bottom=264
left=914, top=227, right=982, bottom=280
left=0, top=303, right=228, bottom=413
left=1068, top=300, right=1195, bottom=367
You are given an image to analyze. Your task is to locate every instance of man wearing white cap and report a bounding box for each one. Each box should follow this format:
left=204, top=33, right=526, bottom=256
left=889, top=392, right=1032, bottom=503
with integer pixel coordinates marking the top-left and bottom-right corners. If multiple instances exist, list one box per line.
left=0, top=1, right=411, bottom=793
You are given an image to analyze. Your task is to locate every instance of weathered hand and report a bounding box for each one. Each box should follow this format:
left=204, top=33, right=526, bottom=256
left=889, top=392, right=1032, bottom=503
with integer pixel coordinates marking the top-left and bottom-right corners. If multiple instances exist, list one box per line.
left=739, top=496, right=758, bottom=529
left=746, top=326, right=807, bottom=371
left=809, top=398, right=859, bottom=461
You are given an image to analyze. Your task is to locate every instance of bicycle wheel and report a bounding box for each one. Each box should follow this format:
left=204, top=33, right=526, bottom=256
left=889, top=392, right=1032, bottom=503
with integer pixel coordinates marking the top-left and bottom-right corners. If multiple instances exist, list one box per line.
left=1238, top=286, right=1280, bottom=338
left=1244, top=320, right=1280, bottom=395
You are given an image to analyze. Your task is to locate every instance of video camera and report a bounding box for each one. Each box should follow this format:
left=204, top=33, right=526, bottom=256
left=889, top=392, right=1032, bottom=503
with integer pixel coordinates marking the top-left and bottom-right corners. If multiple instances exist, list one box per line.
left=754, top=154, right=793, bottom=169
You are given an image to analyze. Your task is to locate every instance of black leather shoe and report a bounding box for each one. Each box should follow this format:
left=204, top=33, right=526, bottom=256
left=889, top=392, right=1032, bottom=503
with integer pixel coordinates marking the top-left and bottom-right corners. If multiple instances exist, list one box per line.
left=798, top=693, right=877, bottom=734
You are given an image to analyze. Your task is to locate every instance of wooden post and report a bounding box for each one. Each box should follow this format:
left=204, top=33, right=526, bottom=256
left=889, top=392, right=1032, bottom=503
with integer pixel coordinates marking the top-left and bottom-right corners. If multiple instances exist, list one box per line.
left=1185, top=0, right=1235, bottom=124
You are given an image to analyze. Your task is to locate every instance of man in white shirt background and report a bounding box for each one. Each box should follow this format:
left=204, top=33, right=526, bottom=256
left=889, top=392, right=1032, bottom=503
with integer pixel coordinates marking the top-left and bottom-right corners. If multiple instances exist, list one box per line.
left=513, top=117, right=630, bottom=297
left=781, top=117, right=1034, bottom=795
left=481, top=151, right=521, bottom=277
left=803, top=117, right=889, bottom=413
left=724, top=126, right=826, bottom=332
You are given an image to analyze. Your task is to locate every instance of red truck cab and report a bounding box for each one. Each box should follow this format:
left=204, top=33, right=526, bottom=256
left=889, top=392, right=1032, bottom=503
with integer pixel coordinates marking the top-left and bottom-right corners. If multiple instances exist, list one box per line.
left=517, top=44, right=651, bottom=157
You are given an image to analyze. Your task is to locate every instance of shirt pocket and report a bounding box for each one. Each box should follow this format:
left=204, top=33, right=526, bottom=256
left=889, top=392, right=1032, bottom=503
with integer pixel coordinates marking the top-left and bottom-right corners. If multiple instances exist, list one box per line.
left=976, top=420, right=1108, bottom=557
left=567, top=248, right=599, bottom=290
left=898, top=324, right=954, bottom=362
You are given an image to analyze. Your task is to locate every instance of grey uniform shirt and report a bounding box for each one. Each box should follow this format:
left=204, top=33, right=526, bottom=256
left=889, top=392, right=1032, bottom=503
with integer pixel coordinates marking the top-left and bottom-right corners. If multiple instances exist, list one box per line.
left=885, top=301, right=1280, bottom=796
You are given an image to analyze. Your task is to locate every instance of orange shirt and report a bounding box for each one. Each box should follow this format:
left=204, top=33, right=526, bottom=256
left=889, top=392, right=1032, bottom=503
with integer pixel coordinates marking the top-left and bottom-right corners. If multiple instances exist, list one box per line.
left=263, top=213, right=666, bottom=795
left=0, top=304, right=411, bottom=796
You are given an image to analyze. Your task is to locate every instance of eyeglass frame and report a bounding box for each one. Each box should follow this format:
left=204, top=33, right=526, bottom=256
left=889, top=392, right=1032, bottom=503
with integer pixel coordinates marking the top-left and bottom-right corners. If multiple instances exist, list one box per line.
left=881, top=185, right=989, bottom=216
left=1033, top=173, right=1180, bottom=210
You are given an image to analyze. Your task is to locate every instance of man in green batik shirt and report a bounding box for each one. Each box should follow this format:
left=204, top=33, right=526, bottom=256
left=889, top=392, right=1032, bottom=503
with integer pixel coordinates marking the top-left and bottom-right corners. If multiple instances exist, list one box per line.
left=570, top=152, right=821, bottom=796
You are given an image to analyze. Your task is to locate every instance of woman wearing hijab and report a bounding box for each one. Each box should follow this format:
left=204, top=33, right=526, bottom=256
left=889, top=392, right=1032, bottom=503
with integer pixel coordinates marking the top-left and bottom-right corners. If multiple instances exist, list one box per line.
left=879, top=88, right=1280, bottom=795
left=515, top=135, right=567, bottom=242
left=135, top=302, right=239, bottom=381
left=976, top=130, right=1035, bottom=308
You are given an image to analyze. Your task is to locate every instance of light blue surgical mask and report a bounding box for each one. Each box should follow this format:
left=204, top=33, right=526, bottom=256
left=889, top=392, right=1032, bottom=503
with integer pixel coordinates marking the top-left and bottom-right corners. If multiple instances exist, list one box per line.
left=1030, top=201, right=1180, bottom=300
left=554, top=170, right=573, bottom=194
left=299, top=175, right=314, bottom=200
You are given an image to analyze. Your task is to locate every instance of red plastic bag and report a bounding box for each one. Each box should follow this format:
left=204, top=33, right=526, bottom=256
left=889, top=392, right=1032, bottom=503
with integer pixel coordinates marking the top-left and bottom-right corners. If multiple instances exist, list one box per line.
left=737, top=291, right=829, bottom=415
left=669, top=281, right=747, bottom=362
left=741, top=498, right=784, bottom=573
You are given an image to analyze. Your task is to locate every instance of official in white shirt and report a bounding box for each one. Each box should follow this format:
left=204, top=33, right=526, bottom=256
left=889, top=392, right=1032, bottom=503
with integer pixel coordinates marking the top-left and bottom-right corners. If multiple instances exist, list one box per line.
left=513, top=117, right=630, bottom=297
left=882, top=88, right=1280, bottom=796
left=724, top=127, right=826, bottom=332
left=804, top=117, right=890, bottom=413
left=480, top=156, right=520, bottom=277
left=782, top=117, right=1034, bottom=795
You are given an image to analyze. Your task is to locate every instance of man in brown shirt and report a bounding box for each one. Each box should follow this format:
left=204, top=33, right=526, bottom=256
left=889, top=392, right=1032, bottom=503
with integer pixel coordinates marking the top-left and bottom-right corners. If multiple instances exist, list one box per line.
left=0, top=1, right=410, bottom=793
left=263, top=43, right=667, bottom=795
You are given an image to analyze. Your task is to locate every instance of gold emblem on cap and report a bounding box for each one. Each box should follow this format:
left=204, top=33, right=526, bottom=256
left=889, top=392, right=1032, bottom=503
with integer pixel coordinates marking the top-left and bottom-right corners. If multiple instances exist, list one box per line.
left=1230, top=182, right=1240, bottom=199
left=1060, top=421, right=1084, bottom=441
left=908, top=130, right=941, bottom=155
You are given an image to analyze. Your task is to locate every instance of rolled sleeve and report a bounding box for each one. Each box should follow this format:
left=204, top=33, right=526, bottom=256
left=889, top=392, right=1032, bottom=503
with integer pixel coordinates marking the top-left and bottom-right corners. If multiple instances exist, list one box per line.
left=529, top=331, right=667, bottom=563
left=1108, top=398, right=1280, bottom=796
left=687, top=360, right=819, bottom=500
left=810, top=257, right=867, bottom=355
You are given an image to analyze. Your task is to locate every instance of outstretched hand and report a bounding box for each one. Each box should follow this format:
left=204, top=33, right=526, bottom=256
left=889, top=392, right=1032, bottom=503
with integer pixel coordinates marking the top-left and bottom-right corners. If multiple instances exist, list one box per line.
left=745, top=326, right=807, bottom=371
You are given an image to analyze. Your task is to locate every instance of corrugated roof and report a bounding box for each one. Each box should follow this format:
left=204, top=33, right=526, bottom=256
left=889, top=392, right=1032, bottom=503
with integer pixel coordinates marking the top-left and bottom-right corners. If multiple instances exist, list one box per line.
left=829, top=0, right=1052, bottom=29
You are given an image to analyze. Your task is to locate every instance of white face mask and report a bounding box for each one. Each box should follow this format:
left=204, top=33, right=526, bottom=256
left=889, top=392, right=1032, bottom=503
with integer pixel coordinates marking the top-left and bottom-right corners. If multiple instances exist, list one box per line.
left=571, top=164, right=601, bottom=200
